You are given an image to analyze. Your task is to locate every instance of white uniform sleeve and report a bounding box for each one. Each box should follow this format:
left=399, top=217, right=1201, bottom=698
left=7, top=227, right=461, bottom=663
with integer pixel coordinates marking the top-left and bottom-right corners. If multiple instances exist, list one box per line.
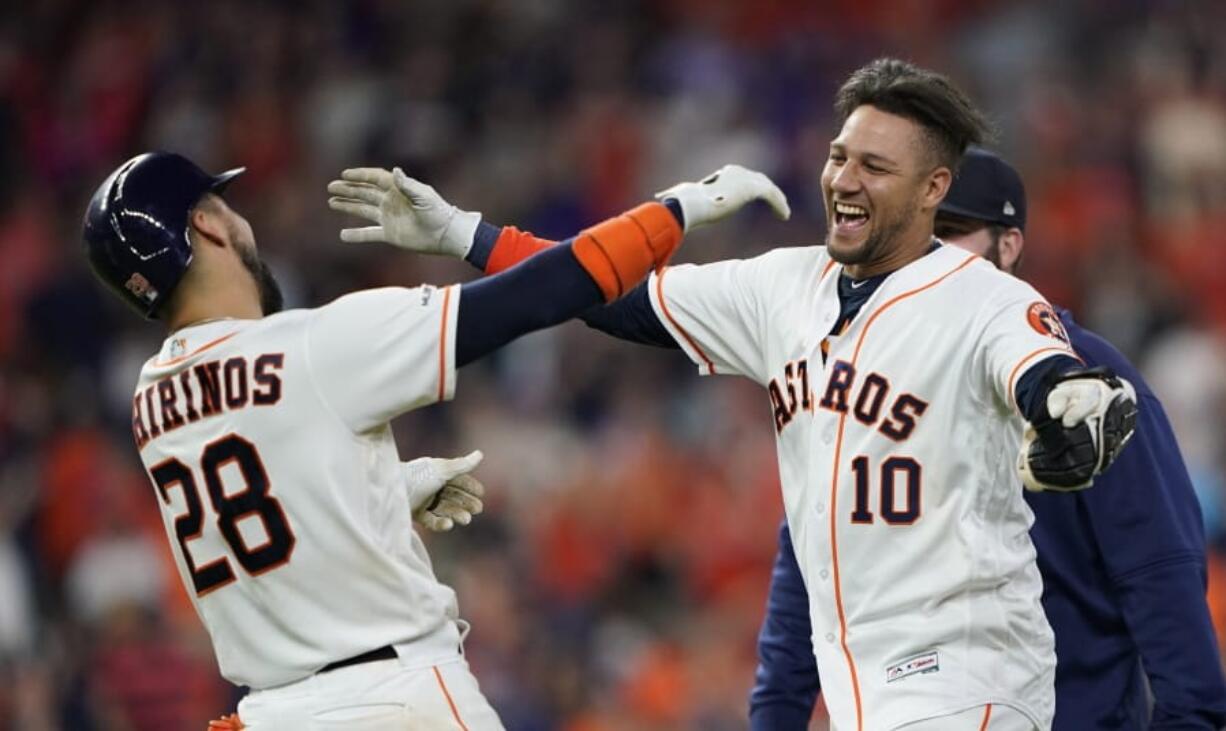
left=647, top=256, right=772, bottom=384
left=976, top=280, right=1080, bottom=410
left=306, top=285, right=460, bottom=433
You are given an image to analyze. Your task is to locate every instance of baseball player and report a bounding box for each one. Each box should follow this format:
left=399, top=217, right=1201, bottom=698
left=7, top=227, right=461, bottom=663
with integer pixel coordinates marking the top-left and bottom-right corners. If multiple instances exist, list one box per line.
left=329, top=58, right=1139, bottom=730
left=81, top=152, right=786, bottom=730
left=750, top=149, right=1226, bottom=730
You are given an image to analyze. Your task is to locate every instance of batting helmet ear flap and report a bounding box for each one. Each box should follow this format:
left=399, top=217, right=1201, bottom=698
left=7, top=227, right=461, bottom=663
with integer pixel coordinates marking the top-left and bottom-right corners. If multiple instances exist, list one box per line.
left=82, top=152, right=245, bottom=319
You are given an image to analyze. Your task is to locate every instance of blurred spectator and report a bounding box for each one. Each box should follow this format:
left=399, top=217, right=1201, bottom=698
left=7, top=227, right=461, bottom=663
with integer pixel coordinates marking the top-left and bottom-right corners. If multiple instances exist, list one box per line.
left=64, top=527, right=164, bottom=627
left=86, top=604, right=229, bottom=731
left=0, top=537, right=34, bottom=658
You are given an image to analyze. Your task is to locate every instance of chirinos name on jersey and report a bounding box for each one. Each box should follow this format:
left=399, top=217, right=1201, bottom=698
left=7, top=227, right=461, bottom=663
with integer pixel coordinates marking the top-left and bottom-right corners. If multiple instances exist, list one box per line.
left=132, top=354, right=284, bottom=449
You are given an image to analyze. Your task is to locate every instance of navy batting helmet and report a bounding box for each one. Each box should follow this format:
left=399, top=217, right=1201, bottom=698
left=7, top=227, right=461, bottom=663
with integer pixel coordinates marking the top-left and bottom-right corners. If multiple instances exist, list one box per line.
left=82, top=152, right=245, bottom=318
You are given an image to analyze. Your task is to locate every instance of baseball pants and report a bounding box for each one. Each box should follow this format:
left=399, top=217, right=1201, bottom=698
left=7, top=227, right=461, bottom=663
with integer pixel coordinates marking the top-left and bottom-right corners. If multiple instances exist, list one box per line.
left=236, top=656, right=504, bottom=730
left=894, top=703, right=1039, bottom=731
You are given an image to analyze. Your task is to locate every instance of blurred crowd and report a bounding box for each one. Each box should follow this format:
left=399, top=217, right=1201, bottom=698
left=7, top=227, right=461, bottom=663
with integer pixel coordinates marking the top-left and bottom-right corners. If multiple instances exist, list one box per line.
left=2, top=0, right=1225, bottom=728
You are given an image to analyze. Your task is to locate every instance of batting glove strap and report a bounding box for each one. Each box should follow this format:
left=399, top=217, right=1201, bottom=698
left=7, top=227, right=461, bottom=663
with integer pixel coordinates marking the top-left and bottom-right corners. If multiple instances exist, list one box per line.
left=1017, top=366, right=1139, bottom=492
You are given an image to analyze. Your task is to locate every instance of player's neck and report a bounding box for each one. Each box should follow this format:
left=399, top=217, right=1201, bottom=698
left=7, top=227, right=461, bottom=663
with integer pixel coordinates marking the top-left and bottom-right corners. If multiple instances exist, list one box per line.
left=844, top=228, right=935, bottom=280
left=166, top=283, right=263, bottom=333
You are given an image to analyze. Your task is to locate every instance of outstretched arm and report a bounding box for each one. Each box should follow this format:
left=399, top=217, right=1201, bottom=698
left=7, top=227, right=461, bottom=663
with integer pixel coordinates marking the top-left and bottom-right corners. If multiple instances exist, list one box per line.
left=326, top=166, right=686, bottom=366
left=454, top=205, right=677, bottom=365
left=328, top=165, right=790, bottom=351
left=467, top=219, right=680, bottom=349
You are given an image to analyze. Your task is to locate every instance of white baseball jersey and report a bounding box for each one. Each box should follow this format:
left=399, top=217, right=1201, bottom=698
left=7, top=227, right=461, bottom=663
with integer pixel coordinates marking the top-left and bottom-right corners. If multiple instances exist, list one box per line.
left=649, top=243, right=1077, bottom=730
left=131, top=285, right=464, bottom=690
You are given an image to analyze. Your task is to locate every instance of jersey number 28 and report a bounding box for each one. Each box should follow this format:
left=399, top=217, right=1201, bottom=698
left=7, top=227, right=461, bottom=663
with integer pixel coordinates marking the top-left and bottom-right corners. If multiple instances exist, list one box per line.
left=150, top=433, right=296, bottom=596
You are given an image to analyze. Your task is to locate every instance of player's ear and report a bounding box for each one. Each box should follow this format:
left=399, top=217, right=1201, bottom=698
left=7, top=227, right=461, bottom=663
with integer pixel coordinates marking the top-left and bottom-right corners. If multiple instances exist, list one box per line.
left=190, top=196, right=229, bottom=249
left=999, top=229, right=1025, bottom=273
left=922, top=166, right=953, bottom=211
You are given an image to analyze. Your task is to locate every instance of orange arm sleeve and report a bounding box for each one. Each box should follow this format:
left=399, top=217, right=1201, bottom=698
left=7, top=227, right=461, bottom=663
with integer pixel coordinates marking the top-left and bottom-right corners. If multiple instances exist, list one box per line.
left=485, top=227, right=557, bottom=275
left=484, top=202, right=683, bottom=302
left=570, top=202, right=683, bottom=302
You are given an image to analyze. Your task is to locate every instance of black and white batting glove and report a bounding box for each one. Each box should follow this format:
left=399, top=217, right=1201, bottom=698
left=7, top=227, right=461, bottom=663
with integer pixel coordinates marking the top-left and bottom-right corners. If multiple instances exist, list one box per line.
left=1018, top=367, right=1138, bottom=492
left=403, top=450, right=486, bottom=531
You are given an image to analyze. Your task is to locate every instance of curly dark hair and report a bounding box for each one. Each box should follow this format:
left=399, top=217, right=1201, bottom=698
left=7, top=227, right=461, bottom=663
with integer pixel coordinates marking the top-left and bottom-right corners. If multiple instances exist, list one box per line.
left=834, top=58, right=992, bottom=172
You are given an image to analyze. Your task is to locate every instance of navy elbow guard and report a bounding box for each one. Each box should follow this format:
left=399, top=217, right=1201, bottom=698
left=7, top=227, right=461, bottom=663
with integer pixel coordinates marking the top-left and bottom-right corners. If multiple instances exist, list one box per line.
left=1018, top=366, right=1139, bottom=492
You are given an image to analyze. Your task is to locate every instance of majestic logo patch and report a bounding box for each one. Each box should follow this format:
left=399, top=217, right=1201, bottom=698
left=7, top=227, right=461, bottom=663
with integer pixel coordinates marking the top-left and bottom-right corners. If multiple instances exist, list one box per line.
left=169, top=337, right=187, bottom=358
left=1026, top=301, right=1069, bottom=344
left=886, top=650, right=940, bottom=683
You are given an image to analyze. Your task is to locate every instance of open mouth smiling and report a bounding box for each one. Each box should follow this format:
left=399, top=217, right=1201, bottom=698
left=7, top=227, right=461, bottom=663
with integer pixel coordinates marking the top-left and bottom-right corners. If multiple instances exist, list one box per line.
left=833, top=201, right=870, bottom=233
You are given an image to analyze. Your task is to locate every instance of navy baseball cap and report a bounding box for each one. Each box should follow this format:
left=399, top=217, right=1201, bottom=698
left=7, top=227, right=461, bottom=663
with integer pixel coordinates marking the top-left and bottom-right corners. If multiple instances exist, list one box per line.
left=938, top=147, right=1026, bottom=232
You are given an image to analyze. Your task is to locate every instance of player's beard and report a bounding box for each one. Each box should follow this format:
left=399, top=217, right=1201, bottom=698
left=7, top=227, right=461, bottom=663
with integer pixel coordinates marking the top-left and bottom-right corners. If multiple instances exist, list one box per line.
left=826, top=203, right=913, bottom=268
left=237, top=244, right=284, bottom=316
left=981, top=237, right=1003, bottom=270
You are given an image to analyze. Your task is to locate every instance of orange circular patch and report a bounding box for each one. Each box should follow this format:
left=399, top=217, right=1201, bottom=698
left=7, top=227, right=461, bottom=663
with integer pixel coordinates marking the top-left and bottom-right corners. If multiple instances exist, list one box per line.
left=1026, top=302, right=1069, bottom=344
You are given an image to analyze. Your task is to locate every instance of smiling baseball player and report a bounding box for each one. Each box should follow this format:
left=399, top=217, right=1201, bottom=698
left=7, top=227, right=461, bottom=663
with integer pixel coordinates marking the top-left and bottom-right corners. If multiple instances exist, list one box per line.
left=331, top=59, right=1140, bottom=729
left=82, top=152, right=785, bottom=730
left=751, top=149, right=1226, bottom=731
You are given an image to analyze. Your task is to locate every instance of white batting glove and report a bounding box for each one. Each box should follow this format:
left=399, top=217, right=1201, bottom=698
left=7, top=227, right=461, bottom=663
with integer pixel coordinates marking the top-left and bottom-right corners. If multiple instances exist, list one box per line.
left=1045, top=376, right=1136, bottom=429
left=404, top=450, right=485, bottom=532
left=1017, top=368, right=1138, bottom=492
left=327, top=167, right=481, bottom=259
left=655, top=164, right=791, bottom=233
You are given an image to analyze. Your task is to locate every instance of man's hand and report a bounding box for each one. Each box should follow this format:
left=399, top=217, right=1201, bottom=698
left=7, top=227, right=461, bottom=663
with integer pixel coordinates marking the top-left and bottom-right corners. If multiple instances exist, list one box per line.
left=404, top=450, right=485, bottom=531
left=1018, top=367, right=1139, bottom=492
left=655, top=164, right=791, bottom=232
left=327, top=167, right=481, bottom=258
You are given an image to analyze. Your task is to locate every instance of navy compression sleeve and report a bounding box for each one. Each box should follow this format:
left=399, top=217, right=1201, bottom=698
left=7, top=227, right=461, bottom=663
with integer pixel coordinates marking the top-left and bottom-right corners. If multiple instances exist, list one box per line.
left=464, top=220, right=679, bottom=349
left=455, top=201, right=683, bottom=365
left=579, top=283, right=677, bottom=349
left=455, top=242, right=602, bottom=367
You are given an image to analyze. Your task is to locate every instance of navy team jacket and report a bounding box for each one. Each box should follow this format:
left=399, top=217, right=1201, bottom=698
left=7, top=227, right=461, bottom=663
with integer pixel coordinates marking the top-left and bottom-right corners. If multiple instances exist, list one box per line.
left=749, top=309, right=1226, bottom=730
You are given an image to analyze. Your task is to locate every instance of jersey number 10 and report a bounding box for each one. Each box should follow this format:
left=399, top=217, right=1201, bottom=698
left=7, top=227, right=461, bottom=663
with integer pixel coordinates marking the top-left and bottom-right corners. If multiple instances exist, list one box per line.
left=150, top=434, right=297, bottom=596
left=849, top=455, right=921, bottom=524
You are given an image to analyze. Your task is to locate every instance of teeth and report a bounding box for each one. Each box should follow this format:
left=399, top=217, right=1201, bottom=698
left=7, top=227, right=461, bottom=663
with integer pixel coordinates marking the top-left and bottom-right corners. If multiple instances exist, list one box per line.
left=835, top=203, right=868, bottom=216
